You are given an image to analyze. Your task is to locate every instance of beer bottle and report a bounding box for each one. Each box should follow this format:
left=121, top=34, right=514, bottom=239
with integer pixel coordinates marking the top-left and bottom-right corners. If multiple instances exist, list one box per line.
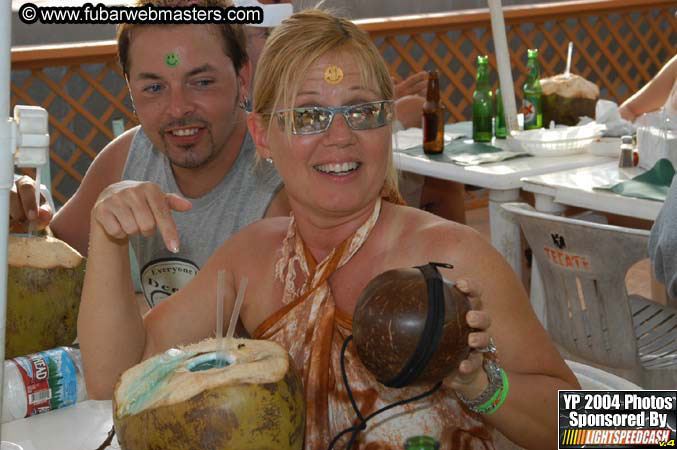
left=404, top=435, right=440, bottom=450
left=422, top=70, right=444, bottom=154
left=495, top=87, right=507, bottom=139
left=472, top=55, right=493, bottom=143
left=522, top=48, right=543, bottom=130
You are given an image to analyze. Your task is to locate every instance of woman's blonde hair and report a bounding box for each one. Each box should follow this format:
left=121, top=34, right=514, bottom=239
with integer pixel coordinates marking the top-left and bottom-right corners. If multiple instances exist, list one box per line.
left=252, top=9, right=402, bottom=204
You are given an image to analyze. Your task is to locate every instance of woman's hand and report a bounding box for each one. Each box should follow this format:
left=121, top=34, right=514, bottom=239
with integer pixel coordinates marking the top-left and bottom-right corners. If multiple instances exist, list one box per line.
left=443, top=278, right=494, bottom=400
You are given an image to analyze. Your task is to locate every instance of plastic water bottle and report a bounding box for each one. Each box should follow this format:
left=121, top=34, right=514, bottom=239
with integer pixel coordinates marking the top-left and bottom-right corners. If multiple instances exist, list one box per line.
left=1, top=346, right=87, bottom=423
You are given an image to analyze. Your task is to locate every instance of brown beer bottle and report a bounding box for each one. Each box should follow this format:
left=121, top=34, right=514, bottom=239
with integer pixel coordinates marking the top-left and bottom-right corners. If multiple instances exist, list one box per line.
left=423, top=71, right=444, bottom=154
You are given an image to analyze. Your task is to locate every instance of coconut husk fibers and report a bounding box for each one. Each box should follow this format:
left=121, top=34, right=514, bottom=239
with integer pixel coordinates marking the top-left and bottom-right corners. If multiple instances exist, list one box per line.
left=113, top=337, right=305, bottom=450
left=541, top=73, right=599, bottom=126
left=7, top=234, right=84, bottom=358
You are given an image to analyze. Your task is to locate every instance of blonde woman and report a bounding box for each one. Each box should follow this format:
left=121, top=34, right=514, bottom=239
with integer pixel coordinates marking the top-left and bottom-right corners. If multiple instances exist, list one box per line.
left=79, top=9, right=578, bottom=449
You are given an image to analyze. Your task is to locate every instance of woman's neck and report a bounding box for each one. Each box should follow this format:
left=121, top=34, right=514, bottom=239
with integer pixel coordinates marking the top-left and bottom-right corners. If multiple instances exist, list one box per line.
left=292, top=199, right=380, bottom=264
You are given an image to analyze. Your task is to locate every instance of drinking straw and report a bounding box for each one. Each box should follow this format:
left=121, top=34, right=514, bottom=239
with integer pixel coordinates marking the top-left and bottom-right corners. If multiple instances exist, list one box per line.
left=27, top=170, right=40, bottom=236
left=488, top=0, right=519, bottom=133
left=226, top=276, right=248, bottom=340
left=565, top=41, right=573, bottom=76
left=216, top=269, right=224, bottom=340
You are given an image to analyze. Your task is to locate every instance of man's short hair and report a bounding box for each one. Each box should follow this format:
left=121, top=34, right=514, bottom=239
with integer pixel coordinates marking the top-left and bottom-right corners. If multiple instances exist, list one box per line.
left=117, top=0, right=248, bottom=79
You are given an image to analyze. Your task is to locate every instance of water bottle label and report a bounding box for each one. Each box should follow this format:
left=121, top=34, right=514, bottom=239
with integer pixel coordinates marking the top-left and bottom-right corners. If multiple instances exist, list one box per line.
left=11, top=347, right=79, bottom=418
left=522, top=97, right=539, bottom=126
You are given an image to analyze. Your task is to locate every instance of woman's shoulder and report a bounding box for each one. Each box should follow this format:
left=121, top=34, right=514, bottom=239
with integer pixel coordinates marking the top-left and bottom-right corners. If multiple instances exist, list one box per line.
left=222, top=216, right=292, bottom=254
left=381, top=202, right=495, bottom=263
left=385, top=202, right=481, bottom=240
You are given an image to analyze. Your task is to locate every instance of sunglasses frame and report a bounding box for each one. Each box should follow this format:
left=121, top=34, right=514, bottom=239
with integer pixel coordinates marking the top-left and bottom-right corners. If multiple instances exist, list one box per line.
left=275, top=100, right=395, bottom=135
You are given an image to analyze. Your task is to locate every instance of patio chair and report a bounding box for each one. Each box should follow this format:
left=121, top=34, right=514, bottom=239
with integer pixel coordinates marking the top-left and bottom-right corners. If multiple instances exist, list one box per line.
left=502, top=202, right=677, bottom=389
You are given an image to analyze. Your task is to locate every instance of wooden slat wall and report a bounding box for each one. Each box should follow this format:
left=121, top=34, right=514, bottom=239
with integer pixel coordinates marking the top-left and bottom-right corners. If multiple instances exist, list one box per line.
left=10, top=0, right=677, bottom=207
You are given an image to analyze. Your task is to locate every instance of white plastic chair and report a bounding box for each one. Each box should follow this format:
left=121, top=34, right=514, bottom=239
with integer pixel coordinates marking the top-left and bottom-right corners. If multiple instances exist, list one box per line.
left=566, top=360, right=642, bottom=390
left=502, top=202, right=676, bottom=389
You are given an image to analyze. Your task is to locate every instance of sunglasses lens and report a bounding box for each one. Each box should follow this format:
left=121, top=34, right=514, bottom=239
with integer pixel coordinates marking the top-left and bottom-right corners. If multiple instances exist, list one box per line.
left=346, top=102, right=393, bottom=130
left=292, top=108, right=332, bottom=134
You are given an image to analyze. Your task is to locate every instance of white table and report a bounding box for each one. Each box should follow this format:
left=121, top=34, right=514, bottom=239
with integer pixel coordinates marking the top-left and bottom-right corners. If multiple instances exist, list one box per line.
left=1, top=400, right=119, bottom=450
left=520, top=161, right=664, bottom=324
left=393, top=131, right=613, bottom=280
left=521, top=161, right=664, bottom=220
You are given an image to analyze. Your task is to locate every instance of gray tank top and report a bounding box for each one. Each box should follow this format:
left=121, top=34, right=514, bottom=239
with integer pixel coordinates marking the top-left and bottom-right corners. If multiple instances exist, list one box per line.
left=121, top=126, right=282, bottom=308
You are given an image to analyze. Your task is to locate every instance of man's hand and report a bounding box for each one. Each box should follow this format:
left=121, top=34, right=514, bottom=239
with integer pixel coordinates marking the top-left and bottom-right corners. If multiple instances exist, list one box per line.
left=395, top=95, right=426, bottom=129
left=393, top=71, right=428, bottom=99
left=10, top=175, right=53, bottom=233
left=91, top=181, right=192, bottom=253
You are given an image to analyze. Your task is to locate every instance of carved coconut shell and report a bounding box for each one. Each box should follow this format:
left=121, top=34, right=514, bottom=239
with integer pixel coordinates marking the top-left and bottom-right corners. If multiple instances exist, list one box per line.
left=113, top=338, right=305, bottom=450
left=352, top=267, right=472, bottom=386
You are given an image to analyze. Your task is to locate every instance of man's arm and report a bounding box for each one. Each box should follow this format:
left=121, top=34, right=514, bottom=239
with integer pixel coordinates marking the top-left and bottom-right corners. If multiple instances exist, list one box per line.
left=619, top=54, right=677, bottom=122
left=79, top=204, right=237, bottom=399
left=49, top=127, right=136, bottom=255
left=649, top=176, right=677, bottom=300
left=263, top=187, right=291, bottom=218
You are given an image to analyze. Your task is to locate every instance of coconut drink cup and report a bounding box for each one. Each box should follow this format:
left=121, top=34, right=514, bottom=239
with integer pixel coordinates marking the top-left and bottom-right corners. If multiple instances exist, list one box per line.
left=7, top=234, right=85, bottom=358
left=352, top=263, right=472, bottom=388
left=113, top=338, right=305, bottom=450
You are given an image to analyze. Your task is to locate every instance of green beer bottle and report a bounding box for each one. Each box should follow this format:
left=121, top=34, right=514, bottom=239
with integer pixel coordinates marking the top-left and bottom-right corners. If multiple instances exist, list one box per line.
left=495, top=87, right=507, bottom=139
left=404, top=435, right=440, bottom=450
left=522, top=48, right=543, bottom=130
left=472, top=55, right=494, bottom=142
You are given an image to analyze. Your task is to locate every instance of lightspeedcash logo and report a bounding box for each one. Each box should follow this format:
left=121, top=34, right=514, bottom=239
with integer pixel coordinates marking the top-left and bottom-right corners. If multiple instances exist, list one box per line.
left=18, top=3, right=263, bottom=25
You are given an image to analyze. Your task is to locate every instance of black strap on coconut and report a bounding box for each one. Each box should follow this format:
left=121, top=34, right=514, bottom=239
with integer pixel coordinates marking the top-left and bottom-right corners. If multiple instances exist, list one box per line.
left=382, top=262, right=452, bottom=388
left=327, top=262, right=452, bottom=450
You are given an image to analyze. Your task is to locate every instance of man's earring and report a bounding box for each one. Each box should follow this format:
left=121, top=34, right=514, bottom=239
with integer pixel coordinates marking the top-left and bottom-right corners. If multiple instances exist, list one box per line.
left=240, top=98, right=252, bottom=112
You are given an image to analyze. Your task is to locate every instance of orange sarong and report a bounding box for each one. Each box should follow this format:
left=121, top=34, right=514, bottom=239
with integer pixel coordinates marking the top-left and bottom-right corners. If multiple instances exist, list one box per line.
left=254, top=199, right=494, bottom=450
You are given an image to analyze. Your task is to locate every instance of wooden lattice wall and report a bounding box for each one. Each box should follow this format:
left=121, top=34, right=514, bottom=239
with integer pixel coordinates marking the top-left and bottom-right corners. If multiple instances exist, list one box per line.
left=10, top=0, right=677, bottom=207
left=359, top=0, right=676, bottom=123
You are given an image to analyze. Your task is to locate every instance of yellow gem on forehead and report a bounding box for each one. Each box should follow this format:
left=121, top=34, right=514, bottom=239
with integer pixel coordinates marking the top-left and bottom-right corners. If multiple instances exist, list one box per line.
left=324, top=65, right=343, bottom=84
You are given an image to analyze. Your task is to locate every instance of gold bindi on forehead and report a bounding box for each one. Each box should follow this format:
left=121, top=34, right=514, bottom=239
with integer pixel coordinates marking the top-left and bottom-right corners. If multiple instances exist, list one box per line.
left=324, top=65, right=343, bottom=84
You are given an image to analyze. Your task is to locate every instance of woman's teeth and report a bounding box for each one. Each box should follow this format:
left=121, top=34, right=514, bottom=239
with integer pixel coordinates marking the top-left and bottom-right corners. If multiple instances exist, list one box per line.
left=314, top=162, right=360, bottom=175
left=171, top=128, right=199, bottom=136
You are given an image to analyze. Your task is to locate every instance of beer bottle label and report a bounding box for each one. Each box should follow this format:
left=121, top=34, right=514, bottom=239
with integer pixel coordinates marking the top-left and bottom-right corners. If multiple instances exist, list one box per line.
left=523, top=96, right=540, bottom=127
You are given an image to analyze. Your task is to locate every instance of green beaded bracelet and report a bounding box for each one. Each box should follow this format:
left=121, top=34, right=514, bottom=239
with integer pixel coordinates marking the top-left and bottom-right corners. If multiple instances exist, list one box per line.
left=477, top=368, right=509, bottom=415
left=457, top=359, right=503, bottom=413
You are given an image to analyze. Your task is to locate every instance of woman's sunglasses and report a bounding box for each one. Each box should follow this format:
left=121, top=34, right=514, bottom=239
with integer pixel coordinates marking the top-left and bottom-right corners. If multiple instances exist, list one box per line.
left=274, top=100, right=394, bottom=135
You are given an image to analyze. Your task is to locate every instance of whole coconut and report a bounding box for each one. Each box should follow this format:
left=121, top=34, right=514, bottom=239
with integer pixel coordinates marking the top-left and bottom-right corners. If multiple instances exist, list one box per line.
left=541, top=73, right=599, bottom=126
left=113, top=338, right=305, bottom=450
left=7, top=234, right=84, bottom=358
left=352, top=267, right=472, bottom=387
